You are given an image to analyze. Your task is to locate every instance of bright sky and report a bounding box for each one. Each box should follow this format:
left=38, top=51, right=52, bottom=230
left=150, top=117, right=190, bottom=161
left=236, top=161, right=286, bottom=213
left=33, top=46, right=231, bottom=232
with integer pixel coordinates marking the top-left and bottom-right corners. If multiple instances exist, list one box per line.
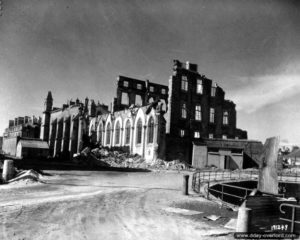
left=0, top=0, right=299, bottom=143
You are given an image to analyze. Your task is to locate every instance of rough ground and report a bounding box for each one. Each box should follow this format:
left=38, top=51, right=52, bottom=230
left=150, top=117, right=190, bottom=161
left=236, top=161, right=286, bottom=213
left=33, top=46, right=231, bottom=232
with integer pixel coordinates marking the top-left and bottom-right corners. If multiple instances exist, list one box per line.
left=0, top=170, right=236, bottom=240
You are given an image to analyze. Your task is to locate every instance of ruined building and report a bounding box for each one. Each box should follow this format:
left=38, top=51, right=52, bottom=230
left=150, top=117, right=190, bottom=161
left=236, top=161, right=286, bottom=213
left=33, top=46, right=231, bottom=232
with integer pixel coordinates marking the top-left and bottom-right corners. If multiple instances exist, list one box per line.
left=2, top=115, right=44, bottom=157
left=165, top=60, right=247, bottom=162
left=37, top=59, right=253, bottom=167
left=40, top=91, right=109, bottom=158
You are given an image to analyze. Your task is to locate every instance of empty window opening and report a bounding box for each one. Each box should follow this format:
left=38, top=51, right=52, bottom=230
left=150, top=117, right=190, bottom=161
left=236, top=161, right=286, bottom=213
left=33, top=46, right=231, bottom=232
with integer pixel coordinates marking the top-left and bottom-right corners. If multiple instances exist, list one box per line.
left=125, top=120, right=131, bottom=144
left=181, top=76, right=188, bottom=91
left=195, top=105, right=201, bottom=121
left=194, top=131, right=200, bottom=138
left=181, top=103, right=187, bottom=119
left=106, top=123, right=111, bottom=145
left=223, top=111, right=229, bottom=125
left=136, top=119, right=143, bottom=144
left=210, top=108, right=215, bottom=123
left=121, top=92, right=129, bottom=105
left=197, top=79, right=203, bottom=94
left=135, top=95, right=143, bottom=106
left=147, top=117, right=154, bottom=143
left=115, top=121, right=121, bottom=144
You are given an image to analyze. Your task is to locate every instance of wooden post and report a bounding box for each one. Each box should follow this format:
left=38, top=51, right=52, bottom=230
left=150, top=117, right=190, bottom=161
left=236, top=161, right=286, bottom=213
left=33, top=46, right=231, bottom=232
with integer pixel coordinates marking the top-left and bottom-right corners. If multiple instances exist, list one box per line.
left=183, top=175, right=189, bottom=195
left=236, top=206, right=252, bottom=232
left=2, top=160, right=15, bottom=182
left=258, top=136, right=280, bottom=194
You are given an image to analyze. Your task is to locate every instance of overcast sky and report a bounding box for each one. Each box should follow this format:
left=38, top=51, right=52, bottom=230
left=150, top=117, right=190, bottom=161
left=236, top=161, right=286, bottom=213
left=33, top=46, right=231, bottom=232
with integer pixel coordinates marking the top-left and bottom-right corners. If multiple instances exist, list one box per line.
left=0, top=0, right=299, bottom=143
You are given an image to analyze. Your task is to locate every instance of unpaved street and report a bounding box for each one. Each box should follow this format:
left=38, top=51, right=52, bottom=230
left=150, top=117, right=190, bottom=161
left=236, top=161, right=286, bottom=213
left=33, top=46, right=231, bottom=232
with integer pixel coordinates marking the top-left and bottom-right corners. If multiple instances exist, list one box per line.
left=0, top=170, right=235, bottom=240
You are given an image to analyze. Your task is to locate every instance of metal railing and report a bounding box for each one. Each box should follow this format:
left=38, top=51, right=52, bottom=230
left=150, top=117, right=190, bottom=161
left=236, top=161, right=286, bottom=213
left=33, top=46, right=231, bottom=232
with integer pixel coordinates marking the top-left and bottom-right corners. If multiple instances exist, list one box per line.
left=192, top=169, right=300, bottom=194
left=206, top=182, right=254, bottom=202
left=280, top=203, right=300, bottom=233
left=192, top=169, right=258, bottom=193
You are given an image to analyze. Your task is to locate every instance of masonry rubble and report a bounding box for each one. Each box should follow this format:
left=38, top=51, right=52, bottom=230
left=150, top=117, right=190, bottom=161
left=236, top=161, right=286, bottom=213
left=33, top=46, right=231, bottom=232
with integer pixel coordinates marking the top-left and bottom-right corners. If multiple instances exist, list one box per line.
left=74, top=146, right=192, bottom=170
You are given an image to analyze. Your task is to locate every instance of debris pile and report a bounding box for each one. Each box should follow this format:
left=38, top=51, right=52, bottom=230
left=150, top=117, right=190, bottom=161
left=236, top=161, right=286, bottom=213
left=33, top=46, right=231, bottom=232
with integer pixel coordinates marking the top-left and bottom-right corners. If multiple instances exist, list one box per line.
left=8, top=169, right=44, bottom=185
left=73, top=147, right=192, bottom=170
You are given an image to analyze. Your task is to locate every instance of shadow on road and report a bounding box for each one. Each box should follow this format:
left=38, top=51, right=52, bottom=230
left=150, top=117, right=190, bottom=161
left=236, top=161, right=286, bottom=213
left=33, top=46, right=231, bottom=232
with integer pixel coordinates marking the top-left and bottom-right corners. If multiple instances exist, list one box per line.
left=14, top=161, right=151, bottom=173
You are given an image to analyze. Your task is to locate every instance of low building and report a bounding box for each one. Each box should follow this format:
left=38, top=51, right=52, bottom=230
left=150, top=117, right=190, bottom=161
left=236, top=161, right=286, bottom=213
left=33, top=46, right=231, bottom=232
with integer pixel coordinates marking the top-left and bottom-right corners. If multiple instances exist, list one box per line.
left=2, top=116, right=41, bottom=156
left=192, top=138, right=263, bottom=170
left=16, top=138, right=49, bottom=159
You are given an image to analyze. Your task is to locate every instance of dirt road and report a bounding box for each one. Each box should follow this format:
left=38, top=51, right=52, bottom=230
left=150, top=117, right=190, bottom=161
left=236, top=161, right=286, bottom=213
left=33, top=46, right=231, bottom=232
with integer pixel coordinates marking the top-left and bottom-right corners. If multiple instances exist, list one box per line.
left=0, top=170, right=235, bottom=240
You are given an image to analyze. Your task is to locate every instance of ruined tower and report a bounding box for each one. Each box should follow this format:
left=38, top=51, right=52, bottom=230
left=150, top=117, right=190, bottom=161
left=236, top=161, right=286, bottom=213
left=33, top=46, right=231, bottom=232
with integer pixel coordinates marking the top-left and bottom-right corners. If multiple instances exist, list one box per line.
left=40, top=91, right=53, bottom=141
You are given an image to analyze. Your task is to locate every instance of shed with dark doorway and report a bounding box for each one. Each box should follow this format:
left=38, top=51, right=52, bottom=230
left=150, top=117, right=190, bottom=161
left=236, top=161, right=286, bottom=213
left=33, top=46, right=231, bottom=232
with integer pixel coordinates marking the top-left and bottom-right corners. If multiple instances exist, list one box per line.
left=16, top=138, right=49, bottom=159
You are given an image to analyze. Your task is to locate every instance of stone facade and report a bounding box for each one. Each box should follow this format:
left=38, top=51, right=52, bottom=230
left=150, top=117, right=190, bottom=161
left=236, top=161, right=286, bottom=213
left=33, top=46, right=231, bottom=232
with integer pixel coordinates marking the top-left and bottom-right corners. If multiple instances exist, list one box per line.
left=89, top=104, right=166, bottom=162
left=165, top=60, right=247, bottom=163
left=2, top=115, right=41, bottom=156
left=113, top=76, right=168, bottom=112
left=41, top=95, right=109, bottom=158
left=38, top=59, right=247, bottom=164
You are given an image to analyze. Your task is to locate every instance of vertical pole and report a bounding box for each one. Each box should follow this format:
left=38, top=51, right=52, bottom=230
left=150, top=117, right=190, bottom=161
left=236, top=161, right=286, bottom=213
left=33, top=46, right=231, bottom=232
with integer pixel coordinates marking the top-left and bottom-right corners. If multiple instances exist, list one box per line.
left=291, top=207, right=295, bottom=233
left=2, top=160, right=15, bottom=182
left=207, top=181, right=210, bottom=199
left=221, top=184, right=224, bottom=201
left=183, top=175, right=189, bottom=195
left=236, top=206, right=252, bottom=232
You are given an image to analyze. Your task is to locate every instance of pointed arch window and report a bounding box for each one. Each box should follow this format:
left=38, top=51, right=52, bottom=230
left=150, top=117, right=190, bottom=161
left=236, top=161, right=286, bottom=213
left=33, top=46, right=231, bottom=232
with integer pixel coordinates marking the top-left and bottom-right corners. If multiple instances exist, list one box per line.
left=125, top=120, right=131, bottom=144
left=147, top=117, right=154, bottom=144
left=136, top=119, right=143, bottom=144
left=106, top=123, right=111, bottom=145
left=98, top=123, right=103, bottom=144
left=115, top=121, right=121, bottom=145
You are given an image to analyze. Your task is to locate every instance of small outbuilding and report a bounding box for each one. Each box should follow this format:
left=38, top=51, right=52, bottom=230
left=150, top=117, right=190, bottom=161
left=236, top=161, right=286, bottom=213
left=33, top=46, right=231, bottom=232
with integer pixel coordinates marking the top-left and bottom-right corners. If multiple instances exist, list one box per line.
left=192, top=138, right=263, bottom=170
left=16, top=138, right=49, bottom=159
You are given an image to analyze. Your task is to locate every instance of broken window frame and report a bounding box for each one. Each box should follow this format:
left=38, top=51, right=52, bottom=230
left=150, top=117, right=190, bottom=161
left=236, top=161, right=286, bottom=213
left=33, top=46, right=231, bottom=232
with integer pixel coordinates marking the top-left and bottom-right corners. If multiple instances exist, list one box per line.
left=195, top=105, right=201, bottom=121
left=196, top=79, right=203, bottom=94
left=209, top=108, right=215, bottom=123
left=180, top=129, right=185, bottom=137
left=181, top=76, right=188, bottom=91
left=211, top=86, right=216, bottom=97
left=223, top=111, right=229, bottom=125
left=123, top=81, right=129, bottom=87
left=181, top=103, right=187, bottom=119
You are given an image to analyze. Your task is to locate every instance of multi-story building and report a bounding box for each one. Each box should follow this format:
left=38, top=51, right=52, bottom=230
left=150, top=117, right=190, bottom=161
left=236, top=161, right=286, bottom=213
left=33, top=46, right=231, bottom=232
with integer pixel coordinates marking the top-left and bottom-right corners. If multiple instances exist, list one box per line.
left=165, top=60, right=247, bottom=163
left=40, top=91, right=109, bottom=158
left=2, top=115, right=41, bottom=156
left=38, top=60, right=254, bottom=168
left=112, top=76, right=168, bottom=112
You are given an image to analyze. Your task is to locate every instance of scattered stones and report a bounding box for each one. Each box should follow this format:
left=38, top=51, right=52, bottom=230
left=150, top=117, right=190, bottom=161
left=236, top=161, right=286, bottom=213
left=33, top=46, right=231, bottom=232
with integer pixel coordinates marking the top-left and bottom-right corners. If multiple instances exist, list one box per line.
left=74, top=147, right=193, bottom=170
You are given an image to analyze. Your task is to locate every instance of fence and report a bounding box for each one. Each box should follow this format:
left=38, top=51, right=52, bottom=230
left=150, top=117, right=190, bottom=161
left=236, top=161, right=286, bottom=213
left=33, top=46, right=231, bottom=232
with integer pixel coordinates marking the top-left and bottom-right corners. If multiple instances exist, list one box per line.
left=192, top=169, right=300, bottom=194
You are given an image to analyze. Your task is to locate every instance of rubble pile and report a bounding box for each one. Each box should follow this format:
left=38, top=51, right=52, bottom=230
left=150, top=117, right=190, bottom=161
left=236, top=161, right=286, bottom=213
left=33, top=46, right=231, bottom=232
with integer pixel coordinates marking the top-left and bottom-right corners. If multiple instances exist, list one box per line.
left=74, top=147, right=192, bottom=170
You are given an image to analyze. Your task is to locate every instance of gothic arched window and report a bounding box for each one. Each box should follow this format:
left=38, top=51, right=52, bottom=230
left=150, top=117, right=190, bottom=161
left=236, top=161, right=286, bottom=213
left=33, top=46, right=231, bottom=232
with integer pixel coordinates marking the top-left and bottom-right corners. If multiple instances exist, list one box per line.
left=106, top=123, right=111, bottom=145
left=98, top=123, right=103, bottom=144
left=115, top=121, right=120, bottom=145
left=147, top=117, right=154, bottom=143
left=125, top=120, right=131, bottom=144
left=136, top=119, right=143, bottom=144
